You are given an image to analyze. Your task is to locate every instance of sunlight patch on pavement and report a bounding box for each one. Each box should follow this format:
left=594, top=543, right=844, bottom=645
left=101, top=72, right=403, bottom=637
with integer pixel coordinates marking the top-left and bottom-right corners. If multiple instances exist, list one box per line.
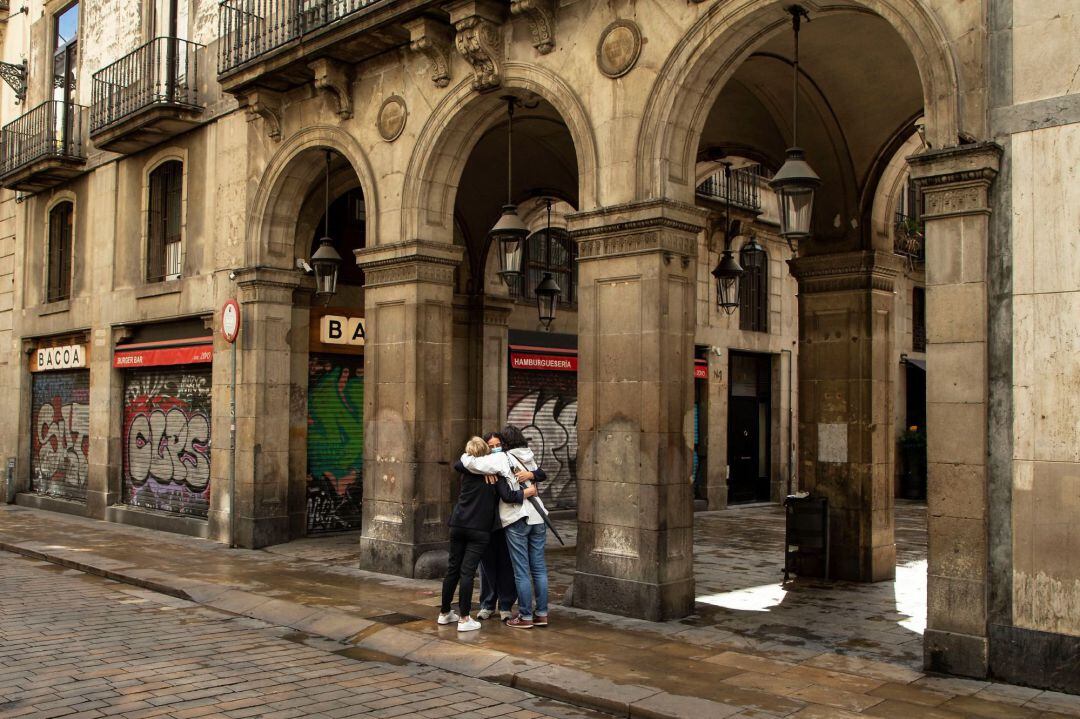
left=895, top=559, right=927, bottom=634
left=697, top=583, right=788, bottom=612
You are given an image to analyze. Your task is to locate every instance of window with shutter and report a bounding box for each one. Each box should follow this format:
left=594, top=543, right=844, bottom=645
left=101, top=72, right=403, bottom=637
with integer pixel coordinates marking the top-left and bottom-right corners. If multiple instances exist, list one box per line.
left=147, top=161, right=183, bottom=282
left=47, top=202, right=73, bottom=303
left=739, top=245, right=768, bottom=333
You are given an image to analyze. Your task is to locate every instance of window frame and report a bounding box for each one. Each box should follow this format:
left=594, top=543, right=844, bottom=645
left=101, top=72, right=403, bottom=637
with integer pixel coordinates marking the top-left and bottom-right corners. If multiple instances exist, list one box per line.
left=146, top=159, right=184, bottom=282
left=46, top=201, right=75, bottom=303
left=508, top=227, right=577, bottom=307
left=738, top=242, right=769, bottom=333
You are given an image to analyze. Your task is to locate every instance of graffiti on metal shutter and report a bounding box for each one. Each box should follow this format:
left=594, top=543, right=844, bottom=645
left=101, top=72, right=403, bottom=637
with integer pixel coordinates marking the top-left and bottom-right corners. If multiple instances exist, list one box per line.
left=507, top=369, right=577, bottom=509
left=306, top=355, right=364, bottom=533
left=30, top=370, right=90, bottom=501
left=122, top=368, right=212, bottom=517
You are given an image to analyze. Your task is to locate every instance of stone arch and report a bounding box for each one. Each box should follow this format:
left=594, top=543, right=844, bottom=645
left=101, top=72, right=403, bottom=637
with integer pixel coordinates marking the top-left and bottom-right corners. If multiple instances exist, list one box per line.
left=636, top=0, right=963, bottom=203
left=247, top=125, right=378, bottom=266
left=400, top=62, right=599, bottom=245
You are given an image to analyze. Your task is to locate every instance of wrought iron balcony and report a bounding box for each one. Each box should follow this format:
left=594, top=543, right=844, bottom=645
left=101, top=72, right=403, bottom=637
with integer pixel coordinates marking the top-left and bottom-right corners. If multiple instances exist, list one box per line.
left=893, top=211, right=925, bottom=267
left=696, top=165, right=763, bottom=213
left=90, top=37, right=205, bottom=154
left=0, top=100, right=87, bottom=192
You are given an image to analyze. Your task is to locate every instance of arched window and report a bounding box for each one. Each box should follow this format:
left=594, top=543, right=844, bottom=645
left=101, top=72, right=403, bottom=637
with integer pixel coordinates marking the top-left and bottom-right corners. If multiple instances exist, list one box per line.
left=509, top=228, right=576, bottom=305
left=739, top=242, right=768, bottom=332
left=147, top=160, right=183, bottom=281
left=47, top=201, right=73, bottom=302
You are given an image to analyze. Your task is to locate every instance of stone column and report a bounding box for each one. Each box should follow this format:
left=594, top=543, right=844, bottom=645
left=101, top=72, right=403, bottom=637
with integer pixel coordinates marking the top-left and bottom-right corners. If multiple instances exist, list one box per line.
left=788, top=250, right=903, bottom=583
left=227, top=266, right=302, bottom=548
left=569, top=200, right=704, bottom=621
left=450, top=293, right=510, bottom=453
left=355, top=240, right=463, bottom=578
left=908, top=144, right=1000, bottom=678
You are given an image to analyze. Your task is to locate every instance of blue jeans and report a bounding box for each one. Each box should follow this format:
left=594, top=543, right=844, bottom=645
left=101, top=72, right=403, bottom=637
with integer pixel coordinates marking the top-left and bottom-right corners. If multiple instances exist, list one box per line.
left=504, top=518, right=548, bottom=620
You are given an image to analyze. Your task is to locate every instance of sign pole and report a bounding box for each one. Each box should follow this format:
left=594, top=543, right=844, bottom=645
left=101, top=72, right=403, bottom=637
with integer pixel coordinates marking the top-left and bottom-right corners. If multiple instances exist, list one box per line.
left=221, top=299, right=241, bottom=549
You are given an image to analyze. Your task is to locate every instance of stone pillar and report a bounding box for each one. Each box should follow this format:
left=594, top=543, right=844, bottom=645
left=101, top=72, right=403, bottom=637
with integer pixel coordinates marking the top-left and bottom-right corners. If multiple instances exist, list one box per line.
left=227, top=266, right=302, bottom=548
left=476, top=295, right=511, bottom=432
left=569, top=200, right=703, bottom=621
left=908, top=144, right=1000, bottom=678
left=788, top=250, right=902, bottom=583
left=450, top=293, right=510, bottom=453
left=355, top=240, right=463, bottom=578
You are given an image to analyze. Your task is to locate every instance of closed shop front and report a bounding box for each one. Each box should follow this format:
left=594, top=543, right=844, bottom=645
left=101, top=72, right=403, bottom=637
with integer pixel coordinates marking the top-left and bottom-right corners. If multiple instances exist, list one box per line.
left=306, top=309, right=365, bottom=534
left=29, top=340, right=91, bottom=501
left=507, top=331, right=578, bottom=510
left=116, top=341, right=213, bottom=518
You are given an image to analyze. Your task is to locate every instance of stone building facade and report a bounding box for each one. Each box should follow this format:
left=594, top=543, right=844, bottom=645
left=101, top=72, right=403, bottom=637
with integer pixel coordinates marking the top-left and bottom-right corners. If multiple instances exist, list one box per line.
left=0, top=0, right=1076, bottom=693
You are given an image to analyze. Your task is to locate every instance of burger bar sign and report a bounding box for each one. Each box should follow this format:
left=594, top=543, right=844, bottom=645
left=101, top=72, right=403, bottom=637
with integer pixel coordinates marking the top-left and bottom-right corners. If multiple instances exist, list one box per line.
left=32, top=344, right=87, bottom=372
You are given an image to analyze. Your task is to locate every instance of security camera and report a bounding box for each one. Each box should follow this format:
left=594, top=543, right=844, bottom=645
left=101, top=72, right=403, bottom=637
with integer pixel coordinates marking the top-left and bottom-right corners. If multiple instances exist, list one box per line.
left=296, top=258, right=313, bottom=273
left=228, top=271, right=236, bottom=280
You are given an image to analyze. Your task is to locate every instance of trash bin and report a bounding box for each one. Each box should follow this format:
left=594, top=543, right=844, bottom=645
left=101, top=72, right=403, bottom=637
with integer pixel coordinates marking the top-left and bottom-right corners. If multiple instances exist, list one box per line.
left=783, top=493, right=829, bottom=582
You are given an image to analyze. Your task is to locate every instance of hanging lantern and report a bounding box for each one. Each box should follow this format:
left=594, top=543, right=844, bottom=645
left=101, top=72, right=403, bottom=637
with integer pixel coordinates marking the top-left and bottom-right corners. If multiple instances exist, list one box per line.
left=740, top=234, right=767, bottom=272
left=535, top=272, right=561, bottom=329
left=492, top=204, right=528, bottom=281
left=312, top=237, right=342, bottom=298
left=769, top=5, right=820, bottom=247
left=490, top=96, right=527, bottom=282
left=712, top=250, right=743, bottom=315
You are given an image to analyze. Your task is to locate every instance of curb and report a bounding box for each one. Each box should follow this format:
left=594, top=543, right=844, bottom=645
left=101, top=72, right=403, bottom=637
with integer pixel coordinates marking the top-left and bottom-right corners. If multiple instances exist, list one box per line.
left=0, top=538, right=741, bottom=719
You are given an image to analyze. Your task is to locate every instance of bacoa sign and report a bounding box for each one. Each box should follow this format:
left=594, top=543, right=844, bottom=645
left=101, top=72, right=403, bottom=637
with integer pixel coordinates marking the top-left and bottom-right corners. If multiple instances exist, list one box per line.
left=32, top=344, right=87, bottom=372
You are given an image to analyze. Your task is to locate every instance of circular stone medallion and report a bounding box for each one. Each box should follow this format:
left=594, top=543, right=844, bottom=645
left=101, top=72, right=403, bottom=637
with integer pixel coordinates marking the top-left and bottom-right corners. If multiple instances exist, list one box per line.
left=597, top=20, right=642, bottom=78
left=377, top=95, right=407, bottom=142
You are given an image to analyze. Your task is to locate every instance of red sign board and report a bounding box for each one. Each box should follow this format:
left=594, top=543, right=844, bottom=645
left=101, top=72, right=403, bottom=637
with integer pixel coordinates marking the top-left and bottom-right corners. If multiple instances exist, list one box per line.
left=114, top=344, right=214, bottom=369
left=510, top=352, right=578, bottom=372
left=694, top=361, right=708, bottom=380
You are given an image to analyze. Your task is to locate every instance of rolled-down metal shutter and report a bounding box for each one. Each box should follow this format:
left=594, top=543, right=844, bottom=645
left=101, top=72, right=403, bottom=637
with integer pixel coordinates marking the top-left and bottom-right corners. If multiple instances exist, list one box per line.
left=507, top=368, right=578, bottom=510
left=122, top=366, right=212, bottom=517
left=306, top=354, right=364, bottom=534
left=30, top=369, right=91, bottom=501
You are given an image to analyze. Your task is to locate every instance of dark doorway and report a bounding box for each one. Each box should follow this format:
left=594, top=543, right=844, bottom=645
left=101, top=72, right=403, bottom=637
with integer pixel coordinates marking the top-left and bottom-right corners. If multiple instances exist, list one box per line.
left=693, top=348, right=709, bottom=502
left=728, top=352, right=771, bottom=504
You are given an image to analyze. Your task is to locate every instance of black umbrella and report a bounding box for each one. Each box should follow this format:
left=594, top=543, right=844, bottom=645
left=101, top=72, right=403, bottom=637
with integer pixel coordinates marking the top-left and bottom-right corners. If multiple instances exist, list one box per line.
left=522, top=481, right=565, bottom=546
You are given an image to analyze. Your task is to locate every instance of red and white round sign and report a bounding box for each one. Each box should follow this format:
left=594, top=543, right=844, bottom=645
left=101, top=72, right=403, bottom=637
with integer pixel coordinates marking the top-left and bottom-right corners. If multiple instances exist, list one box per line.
left=221, top=299, right=241, bottom=343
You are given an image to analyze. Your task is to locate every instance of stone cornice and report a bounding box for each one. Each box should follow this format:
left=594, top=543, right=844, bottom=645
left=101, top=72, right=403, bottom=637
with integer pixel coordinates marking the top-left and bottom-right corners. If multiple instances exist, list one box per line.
left=232, top=265, right=304, bottom=304
left=788, top=251, right=903, bottom=294
left=567, top=200, right=706, bottom=262
left=355, top=240, right=464, bottom=288
left=907, top=143, right=1002, bottom=219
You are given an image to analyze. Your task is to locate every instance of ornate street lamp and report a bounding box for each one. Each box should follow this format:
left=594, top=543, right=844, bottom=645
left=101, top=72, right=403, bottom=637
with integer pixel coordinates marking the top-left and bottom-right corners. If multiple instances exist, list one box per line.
left=711, top=163, right=745, bottom=315
left=769, top=5, right=820, bottom=248
left=534, top=199, right=561, bottom=329
left=740, top=234, right=767, bottom=272
left=312, top=150, right=341, bottom=302
left=491, top=96, right=528, bottom=283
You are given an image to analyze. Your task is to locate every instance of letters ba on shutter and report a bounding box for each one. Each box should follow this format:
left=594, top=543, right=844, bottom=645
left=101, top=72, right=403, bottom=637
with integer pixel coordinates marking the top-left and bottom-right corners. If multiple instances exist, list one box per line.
left=310, top=309, right=366, bottom=355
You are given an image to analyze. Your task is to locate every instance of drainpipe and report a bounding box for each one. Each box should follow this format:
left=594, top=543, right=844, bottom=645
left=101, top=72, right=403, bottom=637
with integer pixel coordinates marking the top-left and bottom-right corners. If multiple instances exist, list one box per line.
left=781, top=347, right=794, bottom=496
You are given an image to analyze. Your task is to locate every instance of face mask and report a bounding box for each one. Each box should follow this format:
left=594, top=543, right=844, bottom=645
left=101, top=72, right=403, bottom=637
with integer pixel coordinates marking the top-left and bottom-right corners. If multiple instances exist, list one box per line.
left=491, top=447, right=503, bottom=453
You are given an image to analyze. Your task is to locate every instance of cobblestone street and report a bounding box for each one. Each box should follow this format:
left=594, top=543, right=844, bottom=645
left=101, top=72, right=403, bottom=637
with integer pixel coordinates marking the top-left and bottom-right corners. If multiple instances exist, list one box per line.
left=0, top=551, right=601, bottom=719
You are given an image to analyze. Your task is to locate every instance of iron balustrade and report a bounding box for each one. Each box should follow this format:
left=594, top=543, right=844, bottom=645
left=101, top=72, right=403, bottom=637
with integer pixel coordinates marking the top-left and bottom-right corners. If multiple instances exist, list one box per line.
left=91, top=37, right=203, bottom=132
left=0, top=100, right=86, bottom=177
left=217, top=0, right=386, bottom=73
left=893, top=210, right=925, bottom=264
left=696, top=164, right=763, bottom=212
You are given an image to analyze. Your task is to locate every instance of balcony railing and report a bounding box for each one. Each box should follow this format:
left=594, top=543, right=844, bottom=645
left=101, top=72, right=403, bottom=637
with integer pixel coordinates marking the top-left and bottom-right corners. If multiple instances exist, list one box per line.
left=0, top=100, right=86, bottom=178
left=91, top=37, right=203, bottom=133
left=893, top=211, right=925, bottom=265
left=696, top=164, right=763, bottom=213
left=218, top=0, right=386, bottom=74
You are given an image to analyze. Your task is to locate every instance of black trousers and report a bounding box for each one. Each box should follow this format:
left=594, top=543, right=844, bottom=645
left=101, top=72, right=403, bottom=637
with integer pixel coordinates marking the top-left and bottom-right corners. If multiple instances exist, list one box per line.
left=479, top=528, right=517, bottom=611
left=441, top=527, right=490, bottom=617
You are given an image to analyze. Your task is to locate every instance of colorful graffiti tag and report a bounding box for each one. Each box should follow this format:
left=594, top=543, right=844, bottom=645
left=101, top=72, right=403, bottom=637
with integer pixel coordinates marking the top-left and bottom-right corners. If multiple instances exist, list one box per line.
left=30, top=371, right=91, bottom=500
left=507, top=371, right=578, bottom=509
left=122, top=368, right=212, bottom=516
left=306, top=355, right=364, bottom=533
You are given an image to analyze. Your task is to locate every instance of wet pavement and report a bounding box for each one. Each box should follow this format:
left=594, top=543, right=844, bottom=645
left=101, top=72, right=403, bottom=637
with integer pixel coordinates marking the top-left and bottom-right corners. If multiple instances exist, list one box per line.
left=3, top=502, right=1079, bottom=718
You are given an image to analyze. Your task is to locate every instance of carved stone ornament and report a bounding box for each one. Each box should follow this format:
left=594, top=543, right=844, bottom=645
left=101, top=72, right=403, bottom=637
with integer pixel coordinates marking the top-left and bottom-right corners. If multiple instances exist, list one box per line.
left=404, top=17, right=453, bottom=88
left=377, top=95, right=408, bottom=142
left=596, top=20, right=641, bottom=78
left=510, top=0, right=556, bottom=55
left=309, top=58, right=353, bottom=119
left=453, top=15, right=503, bottom=92
left=242, top=89, right=284, bottom=141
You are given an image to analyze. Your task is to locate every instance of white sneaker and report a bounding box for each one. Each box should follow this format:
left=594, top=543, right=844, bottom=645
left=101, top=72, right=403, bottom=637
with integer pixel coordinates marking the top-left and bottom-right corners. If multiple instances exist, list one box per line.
left=458, top=617, right=481, bottom=632
left=476, top=608, right=494, bottom=620
left=437, top=610, right=460, bottom=625
left=499, top=610, right=513, bottom=621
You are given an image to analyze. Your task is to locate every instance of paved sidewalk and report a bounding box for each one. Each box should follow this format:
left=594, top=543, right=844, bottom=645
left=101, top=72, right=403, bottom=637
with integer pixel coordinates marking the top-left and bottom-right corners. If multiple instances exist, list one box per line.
left=2, top=503, right=1079, bottom=719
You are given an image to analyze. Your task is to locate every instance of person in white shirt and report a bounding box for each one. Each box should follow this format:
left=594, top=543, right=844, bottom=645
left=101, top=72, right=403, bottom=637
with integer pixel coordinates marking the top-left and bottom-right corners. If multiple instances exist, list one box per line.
left=459, top=424, right=550, bottom=629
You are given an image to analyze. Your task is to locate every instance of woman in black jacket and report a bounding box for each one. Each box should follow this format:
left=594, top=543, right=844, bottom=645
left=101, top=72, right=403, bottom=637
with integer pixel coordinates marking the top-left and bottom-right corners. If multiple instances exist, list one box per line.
left=438, top=436, right=536, bottom=631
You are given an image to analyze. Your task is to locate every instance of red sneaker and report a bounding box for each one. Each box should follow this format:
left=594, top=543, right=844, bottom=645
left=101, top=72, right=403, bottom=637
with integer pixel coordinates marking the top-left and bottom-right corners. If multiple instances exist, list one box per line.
left=533, top=615, right=548, bottom=627
left=505, top=617, right=533, bottom=629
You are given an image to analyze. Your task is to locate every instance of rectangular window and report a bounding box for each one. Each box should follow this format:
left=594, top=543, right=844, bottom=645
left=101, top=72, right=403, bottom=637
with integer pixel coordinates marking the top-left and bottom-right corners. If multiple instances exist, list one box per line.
left=47, top=203, right=74, bottom=303
left=147, top=161, right=183, bottom=282
left=913, top=286, right=926, bottom=352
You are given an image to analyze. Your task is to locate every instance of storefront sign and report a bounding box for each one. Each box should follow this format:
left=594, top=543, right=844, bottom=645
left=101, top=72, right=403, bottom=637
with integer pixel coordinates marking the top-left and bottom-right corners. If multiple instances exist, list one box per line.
left=114, top=344, right=213, bottom=368
left=694, top=360, right=708, bottom=380
left=32, top=344, right=87, bottom=372
left=510, top=352, right=578, bottom=372
left=320, top=315, right=366, bottom=346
